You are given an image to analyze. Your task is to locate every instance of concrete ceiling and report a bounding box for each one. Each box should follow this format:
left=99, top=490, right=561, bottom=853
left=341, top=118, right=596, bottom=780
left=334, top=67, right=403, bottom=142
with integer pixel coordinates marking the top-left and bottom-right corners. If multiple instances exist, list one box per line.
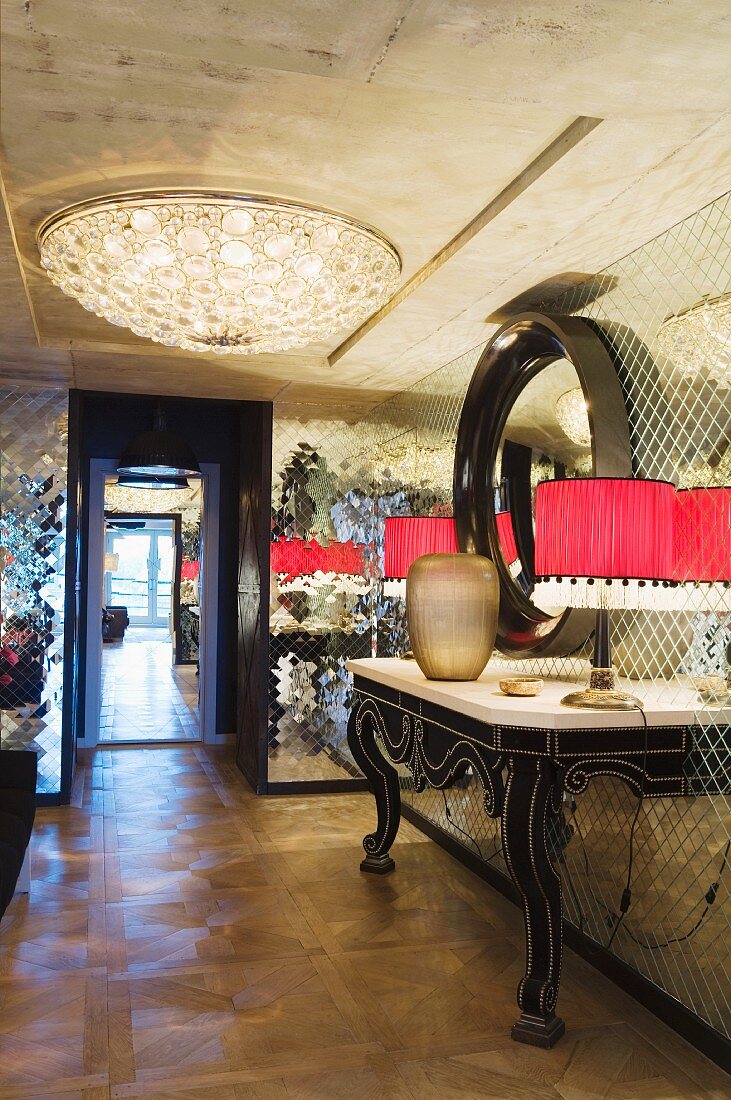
left=1, top=0, right=729, bottom=415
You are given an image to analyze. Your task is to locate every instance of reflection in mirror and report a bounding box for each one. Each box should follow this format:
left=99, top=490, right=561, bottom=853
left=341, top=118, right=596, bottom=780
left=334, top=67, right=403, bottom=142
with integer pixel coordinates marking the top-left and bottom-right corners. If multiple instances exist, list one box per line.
left=494, top=358, right=593, bottom=614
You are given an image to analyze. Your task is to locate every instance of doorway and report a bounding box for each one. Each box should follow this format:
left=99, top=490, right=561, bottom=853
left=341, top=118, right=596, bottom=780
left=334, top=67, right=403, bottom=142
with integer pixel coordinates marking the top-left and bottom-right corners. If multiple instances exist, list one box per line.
left=105, top=521, right=175, bottom=627
left=100, top=510, right=200, bottom=744
left=67, top=393, right=271, bottom=793
left=80, top=459, right=219, bottom=747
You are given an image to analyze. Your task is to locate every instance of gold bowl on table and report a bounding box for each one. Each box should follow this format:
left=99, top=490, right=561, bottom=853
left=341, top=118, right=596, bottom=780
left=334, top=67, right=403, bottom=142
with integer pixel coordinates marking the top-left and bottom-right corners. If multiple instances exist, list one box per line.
left=498, top=676, right=544, bottom=697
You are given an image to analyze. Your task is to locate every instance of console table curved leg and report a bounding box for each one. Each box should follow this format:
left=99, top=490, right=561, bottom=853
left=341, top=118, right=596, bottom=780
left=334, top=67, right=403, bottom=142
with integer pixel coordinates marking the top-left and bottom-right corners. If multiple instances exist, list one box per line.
left=502, top=755, right=566, bottom=1048
left=347, top=700, right=401, bottom=874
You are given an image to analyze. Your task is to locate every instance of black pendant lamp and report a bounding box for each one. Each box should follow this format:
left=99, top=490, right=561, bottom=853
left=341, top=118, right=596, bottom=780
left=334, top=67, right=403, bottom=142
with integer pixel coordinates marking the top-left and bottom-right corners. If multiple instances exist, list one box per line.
left=117, top=405, right=200, bottom=480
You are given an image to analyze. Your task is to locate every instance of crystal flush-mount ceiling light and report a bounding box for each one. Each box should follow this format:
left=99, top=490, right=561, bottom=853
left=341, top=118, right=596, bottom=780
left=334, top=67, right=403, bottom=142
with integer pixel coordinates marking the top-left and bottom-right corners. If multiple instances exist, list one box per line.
left=555, top=387, right=591, bottom=447
left=655, top=294, right=731, bottom=388
left=37, top=192, right=402, bottom=355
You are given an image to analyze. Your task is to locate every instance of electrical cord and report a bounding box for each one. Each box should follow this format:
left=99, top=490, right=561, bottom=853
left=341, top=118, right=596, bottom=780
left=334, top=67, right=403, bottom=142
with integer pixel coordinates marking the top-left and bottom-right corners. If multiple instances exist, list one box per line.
left=564, top=703, right=729, bottom=952
left=570, top=810, right=729, bottom=951
left=597, top=836, right=729, bottom=951
left=602, top=703, right=649, bottom=952
left=440, top=787, right=504, bottom=864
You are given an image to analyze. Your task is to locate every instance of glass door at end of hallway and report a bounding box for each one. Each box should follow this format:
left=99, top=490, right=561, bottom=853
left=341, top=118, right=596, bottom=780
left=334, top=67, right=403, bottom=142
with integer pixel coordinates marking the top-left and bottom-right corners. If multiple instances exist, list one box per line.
left=105, top=525, right=175, bottom=627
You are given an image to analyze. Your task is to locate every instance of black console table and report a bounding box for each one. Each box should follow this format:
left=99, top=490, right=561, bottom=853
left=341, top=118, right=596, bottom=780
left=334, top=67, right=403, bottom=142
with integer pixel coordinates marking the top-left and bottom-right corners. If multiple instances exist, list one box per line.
left=346, top=658, right=695, bottom=1049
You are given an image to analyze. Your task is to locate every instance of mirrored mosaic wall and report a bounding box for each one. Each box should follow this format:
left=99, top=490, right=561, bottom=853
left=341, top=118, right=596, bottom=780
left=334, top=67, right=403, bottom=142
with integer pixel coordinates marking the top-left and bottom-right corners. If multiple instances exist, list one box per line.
left=0, top=390, right=69, bottom=796
left=269, top=419, right=376, bottom=783
left=270, top=191, right=730, bottom=1040
left=268, top=361, right=475, bottom=783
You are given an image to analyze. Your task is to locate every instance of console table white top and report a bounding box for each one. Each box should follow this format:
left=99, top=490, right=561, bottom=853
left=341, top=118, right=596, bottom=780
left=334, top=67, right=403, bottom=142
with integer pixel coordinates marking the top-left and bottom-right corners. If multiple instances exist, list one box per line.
left=346, top=657, right=725, bottom=730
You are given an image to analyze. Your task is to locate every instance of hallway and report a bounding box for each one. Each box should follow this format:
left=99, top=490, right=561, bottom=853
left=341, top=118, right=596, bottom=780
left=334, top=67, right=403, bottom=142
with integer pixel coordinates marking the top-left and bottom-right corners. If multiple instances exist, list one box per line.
left=100, top=627, right=199, bottom=743
left=0, top=747, right=726, bottom=1099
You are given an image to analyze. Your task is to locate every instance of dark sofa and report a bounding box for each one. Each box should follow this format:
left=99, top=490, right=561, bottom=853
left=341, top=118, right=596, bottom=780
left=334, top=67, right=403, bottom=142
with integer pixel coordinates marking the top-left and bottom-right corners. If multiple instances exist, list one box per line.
left=0, top=749, right=37, bottom=920
left=103, top=605, right=130, bottom=642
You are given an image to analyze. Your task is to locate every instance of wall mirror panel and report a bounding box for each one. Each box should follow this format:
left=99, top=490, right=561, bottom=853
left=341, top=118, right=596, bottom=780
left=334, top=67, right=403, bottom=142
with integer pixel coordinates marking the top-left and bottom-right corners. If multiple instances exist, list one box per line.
left=495, top=357, right=593, bottom=614
left=454, top=313, right=632, bottom=658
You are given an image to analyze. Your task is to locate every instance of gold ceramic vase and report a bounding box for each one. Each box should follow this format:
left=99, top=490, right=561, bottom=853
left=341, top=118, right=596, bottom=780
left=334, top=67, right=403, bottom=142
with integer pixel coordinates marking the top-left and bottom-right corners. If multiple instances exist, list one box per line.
left=406, top=553, right=499, bottom=681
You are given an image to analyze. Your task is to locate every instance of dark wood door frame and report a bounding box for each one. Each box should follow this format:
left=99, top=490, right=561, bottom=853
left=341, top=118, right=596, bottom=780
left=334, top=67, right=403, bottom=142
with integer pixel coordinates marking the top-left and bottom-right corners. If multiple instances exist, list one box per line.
left=63, top=390, right=272, bottom=795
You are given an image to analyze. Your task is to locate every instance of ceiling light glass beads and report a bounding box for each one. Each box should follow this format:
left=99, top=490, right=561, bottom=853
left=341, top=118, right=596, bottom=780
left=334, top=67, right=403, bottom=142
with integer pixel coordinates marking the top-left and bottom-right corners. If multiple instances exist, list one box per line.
left=37, top=193, right=401, bottom=355
left=555, top=387, right=591, bottom=447
left=105, top=481, right=197, bottom=515
left=655, top=295, right=731, bottom=388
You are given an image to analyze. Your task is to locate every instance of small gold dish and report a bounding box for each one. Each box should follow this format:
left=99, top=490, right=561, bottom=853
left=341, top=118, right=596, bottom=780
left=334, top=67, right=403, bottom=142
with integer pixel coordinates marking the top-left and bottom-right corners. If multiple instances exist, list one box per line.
left=499, top=676, right=544, bottom=697
left=692, top=674, right=725, bottom=691
left=692, top=675, right=730, bottom=706
left=698, top=689, right=731, bottom=707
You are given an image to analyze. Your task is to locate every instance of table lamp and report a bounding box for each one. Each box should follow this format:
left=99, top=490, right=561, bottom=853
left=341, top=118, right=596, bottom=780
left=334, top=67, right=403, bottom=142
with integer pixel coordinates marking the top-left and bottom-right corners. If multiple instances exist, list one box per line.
left=383, top=517, right=458, bottom=598
left=271, top=537, right=368, bottom=627
left=495, top=510, right=521, bottom=577
left=534, top=477, right=676, bottom=709
left=270, top=537, right=364, bottom=581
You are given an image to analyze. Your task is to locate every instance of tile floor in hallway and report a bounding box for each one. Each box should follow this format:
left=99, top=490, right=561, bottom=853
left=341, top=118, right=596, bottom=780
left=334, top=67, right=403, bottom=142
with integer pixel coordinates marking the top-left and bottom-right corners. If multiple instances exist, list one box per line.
left=100, top=627, right=199, bottom=743
left=0, top=745, right=728, bottom=1099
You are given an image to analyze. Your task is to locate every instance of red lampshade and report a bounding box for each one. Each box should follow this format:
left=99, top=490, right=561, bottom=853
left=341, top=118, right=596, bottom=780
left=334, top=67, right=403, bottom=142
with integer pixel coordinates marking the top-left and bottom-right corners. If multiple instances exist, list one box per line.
left=181, top=560, right=200, bottom=581
left=325, top=541, right=366, bottom=575
left=495, top=511, right=519, bottom=568
left=270, top=538, right=364, bottom=580
left=535, top=478, right=675, bottom=579
left=383, top=517, right=458, bottom=579
left=674, top=487, right=731, bottom=583
left=534, top=477, right=676, bottom=609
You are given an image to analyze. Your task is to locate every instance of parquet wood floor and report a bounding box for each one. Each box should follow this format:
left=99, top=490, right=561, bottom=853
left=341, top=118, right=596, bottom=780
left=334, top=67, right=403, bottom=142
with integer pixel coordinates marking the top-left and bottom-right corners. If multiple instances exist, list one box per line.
left=100, top=631, right=199, bottom=743
left=0, top=746, right=727, bottom=1099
